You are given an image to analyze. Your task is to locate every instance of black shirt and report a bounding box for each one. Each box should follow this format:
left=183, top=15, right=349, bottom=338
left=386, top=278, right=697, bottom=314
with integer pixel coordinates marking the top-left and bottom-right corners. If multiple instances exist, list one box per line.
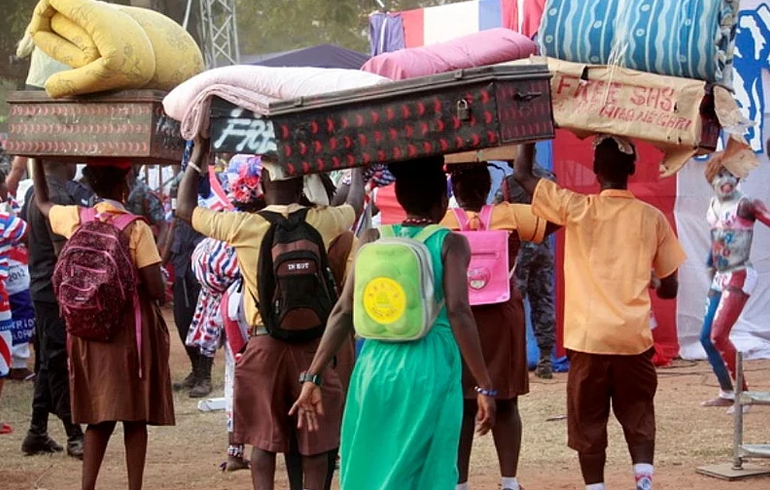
left=66, top=180, right=94, bottom=207
left=170, top=219, right=204, bottom=279
left=25, top=177, right=76, bottom=304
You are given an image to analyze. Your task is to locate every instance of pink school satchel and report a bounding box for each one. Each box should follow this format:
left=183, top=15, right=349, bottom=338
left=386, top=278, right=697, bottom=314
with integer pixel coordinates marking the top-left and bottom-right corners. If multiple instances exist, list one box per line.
left=452, top=205, right=511, bottom=305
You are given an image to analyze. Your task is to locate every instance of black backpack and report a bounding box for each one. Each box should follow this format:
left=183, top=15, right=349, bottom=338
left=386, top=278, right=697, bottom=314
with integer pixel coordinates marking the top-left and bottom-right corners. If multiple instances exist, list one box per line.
left=257, top=208, right=338, bottom=343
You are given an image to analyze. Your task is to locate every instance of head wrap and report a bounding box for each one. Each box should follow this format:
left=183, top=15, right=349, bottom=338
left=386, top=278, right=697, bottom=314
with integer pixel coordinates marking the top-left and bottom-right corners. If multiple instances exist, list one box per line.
left=227, top=155, right=263, bottom=204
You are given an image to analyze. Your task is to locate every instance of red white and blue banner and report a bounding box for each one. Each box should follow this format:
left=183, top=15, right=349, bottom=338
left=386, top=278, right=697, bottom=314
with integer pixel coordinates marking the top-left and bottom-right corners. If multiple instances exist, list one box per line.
left=373, top=0, right=770, bottom=363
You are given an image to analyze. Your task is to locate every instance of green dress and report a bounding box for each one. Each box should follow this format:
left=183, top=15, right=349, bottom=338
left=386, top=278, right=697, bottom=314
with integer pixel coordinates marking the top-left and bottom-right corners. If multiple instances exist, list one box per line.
left=340, top=225, right=463, bottom=490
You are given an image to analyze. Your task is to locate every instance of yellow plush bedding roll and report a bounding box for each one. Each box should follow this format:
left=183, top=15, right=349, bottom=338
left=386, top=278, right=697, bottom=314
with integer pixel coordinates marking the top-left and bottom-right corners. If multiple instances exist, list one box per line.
left=26, top=0, right=203, bottom=98
left=117, top=6, right=205, bottom=91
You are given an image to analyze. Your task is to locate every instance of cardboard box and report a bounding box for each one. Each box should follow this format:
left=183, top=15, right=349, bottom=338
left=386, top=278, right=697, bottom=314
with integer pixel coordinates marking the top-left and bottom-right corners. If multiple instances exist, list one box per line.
left=444, top=144, right=518, bottom=165
left=4, top=90, right=185, bottom=165
left=507, top=57, right=748, bottom=176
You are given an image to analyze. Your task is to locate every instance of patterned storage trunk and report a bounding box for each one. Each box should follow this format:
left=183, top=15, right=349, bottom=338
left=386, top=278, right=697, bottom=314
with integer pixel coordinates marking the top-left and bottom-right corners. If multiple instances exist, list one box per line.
left=5, top=90, right=185, bottom=165
left=210, top=65, right=555, bottom=177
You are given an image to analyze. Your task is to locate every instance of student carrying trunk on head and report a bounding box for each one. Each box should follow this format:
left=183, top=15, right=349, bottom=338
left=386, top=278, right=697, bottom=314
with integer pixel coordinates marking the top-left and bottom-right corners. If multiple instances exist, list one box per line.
left=174, top=138, right=365, bottom=490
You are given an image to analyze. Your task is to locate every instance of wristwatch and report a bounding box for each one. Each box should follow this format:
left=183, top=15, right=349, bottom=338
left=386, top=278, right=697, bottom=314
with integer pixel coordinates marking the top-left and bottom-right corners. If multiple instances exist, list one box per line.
left=299, top=372, right=323, bottom=387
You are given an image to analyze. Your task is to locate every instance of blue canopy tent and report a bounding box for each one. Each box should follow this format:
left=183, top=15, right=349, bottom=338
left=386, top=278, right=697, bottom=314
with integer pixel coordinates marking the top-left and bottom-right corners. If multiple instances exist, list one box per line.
left=243, top=44, right=369, bottom=69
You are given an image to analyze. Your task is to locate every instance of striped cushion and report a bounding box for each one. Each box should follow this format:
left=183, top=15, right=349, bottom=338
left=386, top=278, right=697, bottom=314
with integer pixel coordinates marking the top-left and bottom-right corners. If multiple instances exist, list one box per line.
left=538, top=0, right=739, bottom=85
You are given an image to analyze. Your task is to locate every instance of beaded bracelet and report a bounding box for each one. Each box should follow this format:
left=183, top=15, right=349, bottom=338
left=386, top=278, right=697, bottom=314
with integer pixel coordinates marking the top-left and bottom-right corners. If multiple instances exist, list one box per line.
left=475, top=386, right=498, bottom=397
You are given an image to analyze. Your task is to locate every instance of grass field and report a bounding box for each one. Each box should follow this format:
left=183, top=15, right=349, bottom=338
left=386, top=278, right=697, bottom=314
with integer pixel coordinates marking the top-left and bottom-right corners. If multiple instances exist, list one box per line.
left=1, top=308, right=769, bottom=489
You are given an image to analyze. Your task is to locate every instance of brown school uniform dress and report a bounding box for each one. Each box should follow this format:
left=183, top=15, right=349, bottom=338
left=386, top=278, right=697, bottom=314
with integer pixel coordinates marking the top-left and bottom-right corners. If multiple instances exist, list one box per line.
left=442, top=203, right=547, bottom=399
left=49, top=202, right=175, bottom=426
left=192, top=203, right=355, bottom=456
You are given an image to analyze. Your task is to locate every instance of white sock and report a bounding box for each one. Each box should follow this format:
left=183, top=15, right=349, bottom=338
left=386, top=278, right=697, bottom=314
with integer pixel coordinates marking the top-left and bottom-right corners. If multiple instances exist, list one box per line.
left=634, top=463, right=654, bottom=490
left=501, top=477, right=520, bottom=490
left=456, top=483, right=469, bottom=490
left=586, top=483, right=605, bottom=490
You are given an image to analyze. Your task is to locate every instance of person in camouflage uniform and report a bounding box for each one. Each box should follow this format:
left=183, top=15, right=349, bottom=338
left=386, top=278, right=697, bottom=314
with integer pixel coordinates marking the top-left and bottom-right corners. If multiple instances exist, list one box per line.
left=496, top=160, right=557, bottom=378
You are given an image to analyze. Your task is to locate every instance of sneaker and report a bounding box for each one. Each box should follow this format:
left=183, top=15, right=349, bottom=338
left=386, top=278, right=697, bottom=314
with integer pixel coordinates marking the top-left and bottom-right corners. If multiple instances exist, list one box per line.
left=535, top=358, right=553, bottom=379
left=21, top=433, right=64, bottom=456
left=173, top=372, right=197, bottom=391
left=67, top=437, right=84, bottom=460
left=188, top=378, right=212, bottom=398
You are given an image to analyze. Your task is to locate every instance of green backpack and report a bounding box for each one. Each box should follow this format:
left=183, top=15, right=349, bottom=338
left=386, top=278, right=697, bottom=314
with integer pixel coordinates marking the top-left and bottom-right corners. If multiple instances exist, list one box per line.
left=353, top=225, right=445, bottom=342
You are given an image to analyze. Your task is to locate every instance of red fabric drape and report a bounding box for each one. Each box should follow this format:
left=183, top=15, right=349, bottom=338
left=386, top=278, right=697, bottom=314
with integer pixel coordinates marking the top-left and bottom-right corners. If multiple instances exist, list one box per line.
left=501, top=0, right=547, bottom=37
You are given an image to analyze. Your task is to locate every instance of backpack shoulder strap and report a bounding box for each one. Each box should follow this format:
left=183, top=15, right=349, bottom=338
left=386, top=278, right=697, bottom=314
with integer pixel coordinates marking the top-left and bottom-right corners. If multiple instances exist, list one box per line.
left=79, top=207, right=97, bottom=224
left=380, top=225, right=395, bottom=238
left=258, top=210, right=283, bottom=226
left=413, top=224, right=445, bottom=244
left=110, top=213, right=145, bottom=232
left=479, top=205, right=494, bottom=230
left=291, top=207, right=311, bottom=223
left=451, top=208, right=470, bottom=230
left=259, top=208, right=311, bottom=228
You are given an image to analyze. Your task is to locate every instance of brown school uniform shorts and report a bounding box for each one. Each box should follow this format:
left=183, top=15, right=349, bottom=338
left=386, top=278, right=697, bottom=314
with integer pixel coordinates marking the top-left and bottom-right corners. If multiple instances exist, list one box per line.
left=566, top=349, right=657, bottom=454
left=233, top=335, right=343, bottom=456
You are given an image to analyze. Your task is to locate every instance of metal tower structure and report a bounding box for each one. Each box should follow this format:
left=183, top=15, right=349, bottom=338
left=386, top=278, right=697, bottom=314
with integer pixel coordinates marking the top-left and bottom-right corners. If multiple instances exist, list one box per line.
left=187, top=0, right=240, bottom=68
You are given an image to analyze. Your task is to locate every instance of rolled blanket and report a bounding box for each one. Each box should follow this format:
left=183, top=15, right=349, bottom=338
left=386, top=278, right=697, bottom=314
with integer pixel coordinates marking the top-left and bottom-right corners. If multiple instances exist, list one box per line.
left=362, top=27, right=538, bottom=80
left=163, top=66, right=390, bottom=140
left=26, top=0, right=203, bottom=98
left=117, top=6, right=205, bottom=92
left=538, top=0, right=739, bottom=86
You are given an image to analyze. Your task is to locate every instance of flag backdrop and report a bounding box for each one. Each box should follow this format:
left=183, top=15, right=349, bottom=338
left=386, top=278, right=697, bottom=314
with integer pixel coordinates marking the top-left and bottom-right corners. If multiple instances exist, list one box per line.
left=377, top=0, right=770, bottom=362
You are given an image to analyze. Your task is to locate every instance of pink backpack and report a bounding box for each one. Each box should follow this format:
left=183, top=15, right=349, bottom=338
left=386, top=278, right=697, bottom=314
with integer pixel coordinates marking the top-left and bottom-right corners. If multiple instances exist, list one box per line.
left=53, top=208, right=144, bottom=374
left=452, top=205, right=511, bottom=305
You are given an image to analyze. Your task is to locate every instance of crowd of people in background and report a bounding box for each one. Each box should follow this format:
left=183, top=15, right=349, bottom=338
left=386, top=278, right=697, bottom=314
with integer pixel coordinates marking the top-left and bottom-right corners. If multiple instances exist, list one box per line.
left=0, top=135, right=695, bottom=490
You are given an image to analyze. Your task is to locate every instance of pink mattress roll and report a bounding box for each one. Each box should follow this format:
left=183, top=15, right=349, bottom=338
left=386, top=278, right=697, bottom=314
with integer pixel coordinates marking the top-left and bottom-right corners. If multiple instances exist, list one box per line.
left=362, top=27, right=538, bottom=80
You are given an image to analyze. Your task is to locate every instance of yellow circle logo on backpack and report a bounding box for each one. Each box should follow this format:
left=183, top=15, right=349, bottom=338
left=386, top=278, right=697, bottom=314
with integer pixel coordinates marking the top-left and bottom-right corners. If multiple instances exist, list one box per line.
left=363, top=277, right=406, bottom=325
